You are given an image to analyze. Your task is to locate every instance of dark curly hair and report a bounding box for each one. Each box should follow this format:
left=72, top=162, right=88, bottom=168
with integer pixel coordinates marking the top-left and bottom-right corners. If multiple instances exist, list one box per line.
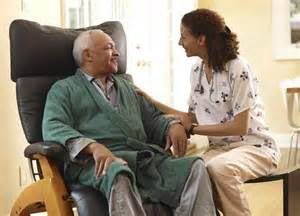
left=181, top=9, right=239, bottom=72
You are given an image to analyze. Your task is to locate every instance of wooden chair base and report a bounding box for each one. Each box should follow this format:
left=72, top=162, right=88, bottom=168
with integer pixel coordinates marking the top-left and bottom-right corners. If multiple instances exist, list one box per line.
left=10, top=155, right=73, bottom=216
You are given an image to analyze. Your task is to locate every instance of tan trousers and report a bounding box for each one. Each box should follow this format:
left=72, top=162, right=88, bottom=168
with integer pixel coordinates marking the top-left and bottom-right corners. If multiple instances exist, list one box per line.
left=201, top=144, right=278, bottom=216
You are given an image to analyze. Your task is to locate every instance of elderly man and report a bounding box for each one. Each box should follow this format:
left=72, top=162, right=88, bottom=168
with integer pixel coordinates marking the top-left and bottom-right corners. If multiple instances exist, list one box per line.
left=42, top=29, right=216, bottom=216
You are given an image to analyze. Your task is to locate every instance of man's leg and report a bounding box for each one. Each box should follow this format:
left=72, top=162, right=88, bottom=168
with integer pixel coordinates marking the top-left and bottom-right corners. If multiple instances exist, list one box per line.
left=204, top=145, right=276, bottom=216
left=174, top=159, right=216, bottom=216
left=109, top=174, right=146, bottom=216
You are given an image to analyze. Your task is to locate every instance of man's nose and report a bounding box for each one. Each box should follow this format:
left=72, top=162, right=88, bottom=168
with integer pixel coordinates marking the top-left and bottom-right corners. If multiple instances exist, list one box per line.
left=113, top=49, right=120, bottom=57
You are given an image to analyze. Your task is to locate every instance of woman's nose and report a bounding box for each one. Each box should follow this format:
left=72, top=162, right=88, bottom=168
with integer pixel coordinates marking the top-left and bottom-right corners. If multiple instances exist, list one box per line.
left=178, top=38, right=182, bottom=46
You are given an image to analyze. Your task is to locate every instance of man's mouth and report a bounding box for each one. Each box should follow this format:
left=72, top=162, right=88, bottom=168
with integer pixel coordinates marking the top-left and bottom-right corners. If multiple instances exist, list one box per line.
left=111, top=59, right=118, bottom=64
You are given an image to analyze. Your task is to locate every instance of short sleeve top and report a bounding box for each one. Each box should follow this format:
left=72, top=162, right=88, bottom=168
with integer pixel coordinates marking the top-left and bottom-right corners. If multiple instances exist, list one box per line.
left=188, top=56, right=280, bottom=161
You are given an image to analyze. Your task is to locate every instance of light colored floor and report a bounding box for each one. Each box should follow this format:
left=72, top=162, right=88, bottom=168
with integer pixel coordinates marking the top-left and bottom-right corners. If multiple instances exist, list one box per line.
left=245, top=180, right=283, bottom=216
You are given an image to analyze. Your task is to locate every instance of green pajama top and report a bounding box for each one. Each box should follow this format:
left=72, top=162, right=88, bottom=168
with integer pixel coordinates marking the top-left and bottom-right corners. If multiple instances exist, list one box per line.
left=42, top=71, right=199, bottom=207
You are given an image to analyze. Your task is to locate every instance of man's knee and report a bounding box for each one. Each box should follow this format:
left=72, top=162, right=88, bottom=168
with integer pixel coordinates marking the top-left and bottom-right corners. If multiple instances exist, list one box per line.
left=113, top=173, right=133, bottom=190
left=190, top=159, right=210, bottom=179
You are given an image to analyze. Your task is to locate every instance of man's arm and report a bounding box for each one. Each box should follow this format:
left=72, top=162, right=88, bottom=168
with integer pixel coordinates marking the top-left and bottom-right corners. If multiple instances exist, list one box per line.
left=138, top=95, right=188, bottom=157
left=42, top=82, right=84, bottom=145
left=138, top=94, right=172, bottom=146
left=43, top=82, right=126, bottom=177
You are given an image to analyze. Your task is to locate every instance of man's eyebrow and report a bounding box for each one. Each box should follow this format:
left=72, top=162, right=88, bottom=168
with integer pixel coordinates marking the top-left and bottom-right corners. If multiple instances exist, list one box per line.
left=105, top=41, right=115, bottom=47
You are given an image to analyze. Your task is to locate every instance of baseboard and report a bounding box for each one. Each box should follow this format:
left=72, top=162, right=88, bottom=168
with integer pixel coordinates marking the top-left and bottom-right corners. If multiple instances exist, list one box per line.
left=271, top=133, right=290, bottom=148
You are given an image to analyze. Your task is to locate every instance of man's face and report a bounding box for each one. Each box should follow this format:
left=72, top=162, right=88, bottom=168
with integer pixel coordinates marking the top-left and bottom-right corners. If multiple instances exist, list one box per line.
left=88, top=31, right=120, bottom=75
left=178, top=24, right=203, bottom=57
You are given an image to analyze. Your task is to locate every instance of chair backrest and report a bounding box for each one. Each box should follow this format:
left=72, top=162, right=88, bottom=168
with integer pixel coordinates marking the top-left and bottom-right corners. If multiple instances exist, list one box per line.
left=9, top=19, right=127, bottom=144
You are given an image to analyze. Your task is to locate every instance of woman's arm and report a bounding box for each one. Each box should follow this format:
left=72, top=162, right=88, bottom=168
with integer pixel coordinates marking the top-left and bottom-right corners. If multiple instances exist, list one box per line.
left=192, top=109, right=249, bottom=136
left=135, top=87, right=183, bottom=114
left=135, top=86, right=195, bottom=129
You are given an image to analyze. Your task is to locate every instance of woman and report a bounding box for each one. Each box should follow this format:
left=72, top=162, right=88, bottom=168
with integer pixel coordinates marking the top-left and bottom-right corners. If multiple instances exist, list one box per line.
left=139, top=8, right=280, bottom=216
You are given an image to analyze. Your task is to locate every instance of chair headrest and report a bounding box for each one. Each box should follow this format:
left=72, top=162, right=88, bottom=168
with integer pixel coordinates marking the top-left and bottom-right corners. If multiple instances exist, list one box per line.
left=9, top=19, right=127, bottom=82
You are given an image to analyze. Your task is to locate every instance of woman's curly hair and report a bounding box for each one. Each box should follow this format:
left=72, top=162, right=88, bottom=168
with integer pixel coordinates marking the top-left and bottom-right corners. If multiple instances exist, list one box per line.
left=181, top=9, right=239, bottom=72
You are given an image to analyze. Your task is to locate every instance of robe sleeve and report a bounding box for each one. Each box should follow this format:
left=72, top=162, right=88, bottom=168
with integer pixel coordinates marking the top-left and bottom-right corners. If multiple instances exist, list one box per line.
left=42, top=82, right=84, bottom=146
left=138, top=95, right=172, bottom=147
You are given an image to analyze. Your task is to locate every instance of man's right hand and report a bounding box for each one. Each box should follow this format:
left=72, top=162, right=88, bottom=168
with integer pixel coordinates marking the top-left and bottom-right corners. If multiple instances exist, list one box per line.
left=84, top=143, right=127, bottom=178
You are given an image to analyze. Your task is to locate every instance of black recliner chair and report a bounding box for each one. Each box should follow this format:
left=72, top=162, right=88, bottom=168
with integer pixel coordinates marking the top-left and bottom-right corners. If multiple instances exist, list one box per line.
left=9, top=19, right=171, bottom=216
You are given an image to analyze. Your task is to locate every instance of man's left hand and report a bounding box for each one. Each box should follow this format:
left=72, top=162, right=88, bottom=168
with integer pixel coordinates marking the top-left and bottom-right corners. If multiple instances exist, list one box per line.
left=165, top=124, right=187, bottom=157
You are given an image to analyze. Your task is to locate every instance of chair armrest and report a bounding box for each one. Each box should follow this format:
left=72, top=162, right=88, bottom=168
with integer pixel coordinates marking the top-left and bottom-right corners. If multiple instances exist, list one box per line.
left=24, top=141, right=67, bottom=162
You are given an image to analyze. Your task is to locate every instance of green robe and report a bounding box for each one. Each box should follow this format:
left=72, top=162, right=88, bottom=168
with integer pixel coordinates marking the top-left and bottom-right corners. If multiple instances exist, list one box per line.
left=42, top=71, right=199, bottom=207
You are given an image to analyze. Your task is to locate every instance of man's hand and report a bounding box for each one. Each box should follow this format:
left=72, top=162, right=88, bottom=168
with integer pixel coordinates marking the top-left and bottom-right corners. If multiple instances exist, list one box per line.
left=84, top=143, right=127, bottom=178
left=165, top=124, right=188, bottom=157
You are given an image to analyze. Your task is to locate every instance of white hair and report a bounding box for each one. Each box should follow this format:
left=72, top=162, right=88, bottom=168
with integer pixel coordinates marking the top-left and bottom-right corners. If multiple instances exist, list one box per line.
left=72, top=29, right=104, bottom=66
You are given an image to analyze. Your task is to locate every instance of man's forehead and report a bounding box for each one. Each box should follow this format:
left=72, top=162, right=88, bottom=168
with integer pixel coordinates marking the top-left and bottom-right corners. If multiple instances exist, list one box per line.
left=91, top=30, right=114, bottom=44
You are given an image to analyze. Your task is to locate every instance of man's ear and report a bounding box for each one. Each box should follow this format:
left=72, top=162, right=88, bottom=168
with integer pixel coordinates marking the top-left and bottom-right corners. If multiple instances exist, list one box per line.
left=197, top=35, right=206, bottom=46
left=82, top=48, right=93, bottom=63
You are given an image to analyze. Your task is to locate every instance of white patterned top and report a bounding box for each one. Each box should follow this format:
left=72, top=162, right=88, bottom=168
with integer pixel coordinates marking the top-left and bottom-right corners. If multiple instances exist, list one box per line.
left=188, top=56, right=280, bottom=162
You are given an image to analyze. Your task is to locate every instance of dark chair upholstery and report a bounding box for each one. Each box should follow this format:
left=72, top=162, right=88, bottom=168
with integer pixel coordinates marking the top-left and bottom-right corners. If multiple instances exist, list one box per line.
left=9, top=19, right=171, bottom=216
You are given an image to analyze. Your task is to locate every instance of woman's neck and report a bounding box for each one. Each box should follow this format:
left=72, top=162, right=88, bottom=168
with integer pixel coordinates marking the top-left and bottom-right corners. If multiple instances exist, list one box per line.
left=202, top=60, right=213, bottom=83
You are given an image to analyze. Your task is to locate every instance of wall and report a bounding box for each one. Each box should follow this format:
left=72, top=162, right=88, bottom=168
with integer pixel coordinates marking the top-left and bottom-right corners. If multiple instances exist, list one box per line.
left=0, top=0, right=61, bottom=215
left=199, top=0, right=300, bottom=134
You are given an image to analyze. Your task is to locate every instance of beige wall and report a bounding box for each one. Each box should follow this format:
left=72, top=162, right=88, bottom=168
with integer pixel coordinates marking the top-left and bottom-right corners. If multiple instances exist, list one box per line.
left=0, top=0, right=61, bottom=215
left=199, top=0, right=300, bottom=134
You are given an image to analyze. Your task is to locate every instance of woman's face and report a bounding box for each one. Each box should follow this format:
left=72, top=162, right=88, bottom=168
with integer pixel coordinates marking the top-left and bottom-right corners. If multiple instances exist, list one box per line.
left=179, top=24, right=206, bottom=58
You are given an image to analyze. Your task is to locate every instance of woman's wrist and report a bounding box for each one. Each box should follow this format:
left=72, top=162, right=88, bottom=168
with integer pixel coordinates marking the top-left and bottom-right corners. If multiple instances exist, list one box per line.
left=188, top=123, right=198, bottom=135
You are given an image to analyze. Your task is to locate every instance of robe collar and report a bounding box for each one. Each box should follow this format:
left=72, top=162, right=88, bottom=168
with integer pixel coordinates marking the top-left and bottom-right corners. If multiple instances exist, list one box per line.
left=75, top=68, right=137, bottom=138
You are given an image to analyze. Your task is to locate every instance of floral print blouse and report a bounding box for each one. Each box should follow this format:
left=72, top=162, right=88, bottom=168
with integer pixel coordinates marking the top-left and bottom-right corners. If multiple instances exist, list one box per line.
left=188, top=56, right=280, bottom=161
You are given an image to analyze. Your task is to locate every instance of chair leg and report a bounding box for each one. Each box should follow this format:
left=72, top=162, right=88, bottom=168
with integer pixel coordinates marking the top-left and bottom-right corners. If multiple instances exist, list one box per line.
left=11, top=155, right=74, bottom=216
left=10, top=178, right=73, bottom=216
left=288, top=133, right=293, bottom=166
left=11, top=180, right=44, bottom=216
left=295, top=132, right=300, bottom=165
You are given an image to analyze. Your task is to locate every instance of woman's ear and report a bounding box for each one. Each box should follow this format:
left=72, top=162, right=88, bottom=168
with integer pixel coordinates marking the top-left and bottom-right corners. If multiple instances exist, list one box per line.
left=197, top=35, right=206, bottom=46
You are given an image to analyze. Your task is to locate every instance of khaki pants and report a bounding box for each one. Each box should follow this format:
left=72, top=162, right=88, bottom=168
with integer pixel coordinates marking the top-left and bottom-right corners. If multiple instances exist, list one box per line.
left=201, top=144, right=278, bottom=216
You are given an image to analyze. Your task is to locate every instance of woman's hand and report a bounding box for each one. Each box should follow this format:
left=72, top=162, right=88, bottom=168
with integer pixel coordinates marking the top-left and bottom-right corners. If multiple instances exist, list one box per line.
left=134, top=86, right=153, bottom=102
left=165, top=113, right=193, bottom=133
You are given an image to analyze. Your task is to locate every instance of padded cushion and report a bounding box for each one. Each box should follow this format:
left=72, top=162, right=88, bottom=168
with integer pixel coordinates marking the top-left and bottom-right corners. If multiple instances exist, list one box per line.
left=9, top=19, right=127, bottom=82
left=16, top=76, right=65, bottom=143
